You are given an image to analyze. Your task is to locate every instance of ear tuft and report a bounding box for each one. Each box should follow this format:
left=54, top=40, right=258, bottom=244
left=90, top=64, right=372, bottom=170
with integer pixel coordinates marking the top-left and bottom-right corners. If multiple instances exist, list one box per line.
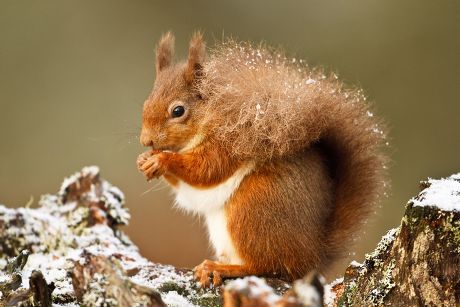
left=185, top=31, right=206, bottom=84
left=156, top=31, right=175, bottom=75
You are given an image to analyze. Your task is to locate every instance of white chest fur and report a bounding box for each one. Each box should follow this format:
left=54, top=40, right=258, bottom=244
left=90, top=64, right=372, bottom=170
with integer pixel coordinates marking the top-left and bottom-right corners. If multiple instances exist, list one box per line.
left=172, top=164, right=253, bottom=264
left=173, top=164, right=253, bottom=214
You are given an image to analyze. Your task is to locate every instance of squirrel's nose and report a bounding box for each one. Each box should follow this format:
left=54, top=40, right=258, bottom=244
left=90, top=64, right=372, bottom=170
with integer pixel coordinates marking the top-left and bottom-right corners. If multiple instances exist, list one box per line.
left=140, top=129, right=154, bottom=147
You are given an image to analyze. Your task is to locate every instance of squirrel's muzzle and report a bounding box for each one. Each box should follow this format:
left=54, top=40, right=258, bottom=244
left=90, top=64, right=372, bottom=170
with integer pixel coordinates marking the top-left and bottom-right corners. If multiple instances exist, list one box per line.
left=140, top=128, right=154, bottom=147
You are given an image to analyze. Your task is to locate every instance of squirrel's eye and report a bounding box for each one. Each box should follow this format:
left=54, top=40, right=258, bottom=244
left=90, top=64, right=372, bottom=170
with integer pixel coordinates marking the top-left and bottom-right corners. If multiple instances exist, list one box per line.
left=172, top=105, right=185, bottom=118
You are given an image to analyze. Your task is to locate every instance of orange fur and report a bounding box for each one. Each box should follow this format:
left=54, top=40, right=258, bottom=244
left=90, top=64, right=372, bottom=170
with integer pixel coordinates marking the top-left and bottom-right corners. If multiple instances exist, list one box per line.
left=154, top=141, right=241, bottom=188
left=138, top=32, right=388, bottom=286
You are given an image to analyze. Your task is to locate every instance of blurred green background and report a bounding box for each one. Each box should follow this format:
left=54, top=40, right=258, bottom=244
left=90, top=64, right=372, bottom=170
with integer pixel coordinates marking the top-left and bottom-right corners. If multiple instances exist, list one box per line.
left=1, top=0, right=459, bottom=279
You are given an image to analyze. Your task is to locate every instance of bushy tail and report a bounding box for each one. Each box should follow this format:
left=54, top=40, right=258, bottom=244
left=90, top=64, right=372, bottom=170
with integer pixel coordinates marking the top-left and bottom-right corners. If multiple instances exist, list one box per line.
left=319, top=100, right=388, bottom=266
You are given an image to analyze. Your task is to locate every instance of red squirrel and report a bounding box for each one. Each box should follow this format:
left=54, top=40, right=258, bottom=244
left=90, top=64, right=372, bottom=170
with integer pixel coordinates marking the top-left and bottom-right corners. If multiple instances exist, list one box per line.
left=137, top=32, right=387, bottom=287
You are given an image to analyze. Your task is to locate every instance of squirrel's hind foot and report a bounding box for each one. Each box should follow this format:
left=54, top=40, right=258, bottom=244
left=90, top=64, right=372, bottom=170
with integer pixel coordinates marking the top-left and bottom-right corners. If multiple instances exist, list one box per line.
left=193, top=259, right=251, bottom=288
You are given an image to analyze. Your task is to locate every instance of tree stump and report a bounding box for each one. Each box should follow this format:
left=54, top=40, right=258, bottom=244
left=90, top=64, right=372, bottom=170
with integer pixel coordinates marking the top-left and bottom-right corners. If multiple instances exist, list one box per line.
left=334, top=175, right=460, bottom=306
left=0, top=167, right=222, bottom=306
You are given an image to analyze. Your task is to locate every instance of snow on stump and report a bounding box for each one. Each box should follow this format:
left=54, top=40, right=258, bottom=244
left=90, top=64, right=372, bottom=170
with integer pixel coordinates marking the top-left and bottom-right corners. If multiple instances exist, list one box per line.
left=335, top=174, right=460, bottom=306
left=0, top=167, right=222, bottom=306
left=223, top=272, right=328, bottom=307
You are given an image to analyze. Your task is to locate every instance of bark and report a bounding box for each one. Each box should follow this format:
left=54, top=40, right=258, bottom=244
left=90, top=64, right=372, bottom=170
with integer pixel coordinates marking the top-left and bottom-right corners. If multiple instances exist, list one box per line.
left=0, top=167, right=458, bottom=306
left=71, top=252, right=165, bottom=306
left=334, top=177, right=460, bottom=306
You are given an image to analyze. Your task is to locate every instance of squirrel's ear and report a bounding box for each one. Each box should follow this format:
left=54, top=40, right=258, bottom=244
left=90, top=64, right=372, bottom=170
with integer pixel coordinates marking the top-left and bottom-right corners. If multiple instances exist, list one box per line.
left=185, top=31, right=206, bottom=84
left=156, top=32, right=175, bottom=75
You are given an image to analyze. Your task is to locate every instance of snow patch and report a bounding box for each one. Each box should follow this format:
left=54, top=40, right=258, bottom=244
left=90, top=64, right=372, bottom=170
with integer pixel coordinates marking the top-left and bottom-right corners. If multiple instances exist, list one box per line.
left=0, top=274, right=8, bottom=283
left=294, top=279, right=321, bottom=307
left=21, top=253, right=71, bottom=296
left=411, top=174, right=460, bottom=211
left=0, top=259, right=6, bottom=270
left=162, top=291, right=196, bottom=307
left=226, top=276, right=281, bottom=306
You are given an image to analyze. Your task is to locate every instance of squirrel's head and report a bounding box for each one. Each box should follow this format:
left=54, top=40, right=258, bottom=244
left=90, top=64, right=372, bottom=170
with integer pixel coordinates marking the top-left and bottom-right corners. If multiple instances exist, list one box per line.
left=140, top=32, right=206, bottom=152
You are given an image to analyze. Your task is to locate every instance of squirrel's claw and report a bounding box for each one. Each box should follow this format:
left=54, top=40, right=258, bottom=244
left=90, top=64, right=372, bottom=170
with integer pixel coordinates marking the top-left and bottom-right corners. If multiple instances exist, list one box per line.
left=212, top=270, right=223, bottom=287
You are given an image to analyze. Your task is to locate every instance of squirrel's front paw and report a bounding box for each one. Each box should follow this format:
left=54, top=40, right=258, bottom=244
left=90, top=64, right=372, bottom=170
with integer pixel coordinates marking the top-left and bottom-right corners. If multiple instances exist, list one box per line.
left=138, top=152, right=167, bottom=180
left=136, top=149, right=162, bottom=167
